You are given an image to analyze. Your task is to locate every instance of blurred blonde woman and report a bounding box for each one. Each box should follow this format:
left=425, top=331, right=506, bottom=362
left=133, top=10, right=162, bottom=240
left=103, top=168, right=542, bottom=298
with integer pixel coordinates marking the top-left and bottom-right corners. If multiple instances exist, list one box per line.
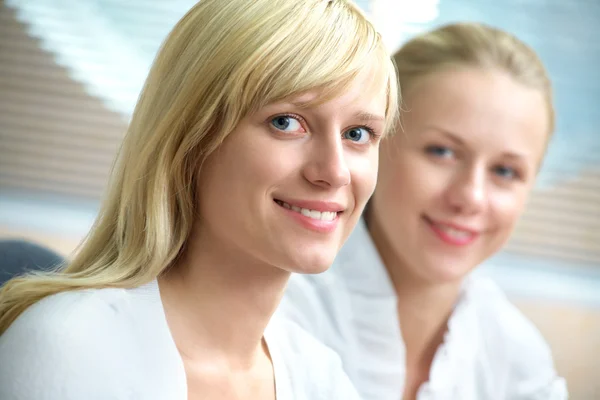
left=280, top=22, right=567, bottom=400
left=0, top=0, right=398, bottom=399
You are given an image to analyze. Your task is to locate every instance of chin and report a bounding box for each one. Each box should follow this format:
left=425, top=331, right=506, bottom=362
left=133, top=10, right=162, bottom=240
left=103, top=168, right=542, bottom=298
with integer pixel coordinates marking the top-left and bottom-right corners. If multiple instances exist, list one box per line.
left=270, top=233, right=341, bottom=275
left=430, top=269, right=466, bottom=285
left=433, top=262, right=474, bottom=283
left=420, top=258, right=472, bottom=284
left=285, top=251, right=336, bottom=275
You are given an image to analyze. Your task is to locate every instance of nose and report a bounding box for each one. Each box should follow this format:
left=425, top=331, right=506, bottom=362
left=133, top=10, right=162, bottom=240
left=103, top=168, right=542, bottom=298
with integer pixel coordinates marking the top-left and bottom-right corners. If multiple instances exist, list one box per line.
left=303, top=134, right=351, bottom=189
left=445, top=162, right=487, bottom=215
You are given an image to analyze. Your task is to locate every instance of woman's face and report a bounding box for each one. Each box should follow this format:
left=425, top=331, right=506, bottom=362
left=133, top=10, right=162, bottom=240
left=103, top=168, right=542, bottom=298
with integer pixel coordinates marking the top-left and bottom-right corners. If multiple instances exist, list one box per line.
left=370, top=67, right=549, bottom=284
left=196, top=66, right=389, bottom=274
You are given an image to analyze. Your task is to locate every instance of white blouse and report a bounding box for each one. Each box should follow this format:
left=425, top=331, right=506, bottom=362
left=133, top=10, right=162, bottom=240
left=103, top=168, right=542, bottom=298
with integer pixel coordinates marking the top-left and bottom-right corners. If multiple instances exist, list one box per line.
left=278, top=219, right=568, bottom=400
left=0, top=280, right=361, bottom=400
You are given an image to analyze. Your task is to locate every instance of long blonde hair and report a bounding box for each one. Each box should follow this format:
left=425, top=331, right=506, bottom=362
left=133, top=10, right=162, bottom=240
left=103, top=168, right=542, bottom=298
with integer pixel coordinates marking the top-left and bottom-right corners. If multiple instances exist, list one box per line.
left=0, top=0, right=399, bottom=334
left=394, top=22, right=554, bottom=134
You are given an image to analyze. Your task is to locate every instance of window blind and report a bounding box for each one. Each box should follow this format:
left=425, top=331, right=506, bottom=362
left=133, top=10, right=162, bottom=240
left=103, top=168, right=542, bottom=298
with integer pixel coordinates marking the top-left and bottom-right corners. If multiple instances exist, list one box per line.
left=0, top=1, right=124, bottom=200
left=423, top=0, right=600, bottom=268
left=0, top=0, right=598, bottom=269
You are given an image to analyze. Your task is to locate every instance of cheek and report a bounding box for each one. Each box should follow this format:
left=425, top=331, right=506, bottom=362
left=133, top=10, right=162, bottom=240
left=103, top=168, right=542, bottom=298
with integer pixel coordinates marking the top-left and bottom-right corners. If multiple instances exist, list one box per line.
left=378, top=155, right=437, bottom=210
left=371, top=168, right=409, bottom=226
left=198, top=155, right=239, bottom=209
left=227, top=138, right=289, bottom=190
left=489, top=190, right=529, bottom=231
left=199, top=143, right=272, bottom=213
left=350, top=151, right=380, bottom=208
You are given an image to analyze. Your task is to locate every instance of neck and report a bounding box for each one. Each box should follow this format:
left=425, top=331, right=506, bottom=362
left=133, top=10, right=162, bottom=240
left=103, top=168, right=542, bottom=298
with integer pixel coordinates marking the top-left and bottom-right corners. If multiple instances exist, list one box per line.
left=159, top=224, right=290, bottom=369
left=366, top=211, right=462, bottom=370
left=394, top=279, right=461, bottom=369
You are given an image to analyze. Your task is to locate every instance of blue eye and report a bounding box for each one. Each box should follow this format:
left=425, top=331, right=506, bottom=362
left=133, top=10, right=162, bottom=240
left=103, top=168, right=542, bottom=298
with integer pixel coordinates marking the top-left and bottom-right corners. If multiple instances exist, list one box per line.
left=494, top=166, right=518, bottom=180
left=343, top=127, right=372, bottom=144
left=426, top=145, right=454, bottom=158
left=271, top=115, right=303, bottom=132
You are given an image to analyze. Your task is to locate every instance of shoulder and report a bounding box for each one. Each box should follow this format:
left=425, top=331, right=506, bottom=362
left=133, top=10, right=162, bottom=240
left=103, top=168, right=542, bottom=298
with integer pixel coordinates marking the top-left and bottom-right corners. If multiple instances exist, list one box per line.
left=1, top=286, right=133, bottom=340
left=467, top=277, right=568, bottom=399
left=468, top=277, right=551, bottom=359
left=0, top=287, right=142, bottom=399
left=0, top=286, right=132, bottom=348
left=268, top=316, right=360, bottom=400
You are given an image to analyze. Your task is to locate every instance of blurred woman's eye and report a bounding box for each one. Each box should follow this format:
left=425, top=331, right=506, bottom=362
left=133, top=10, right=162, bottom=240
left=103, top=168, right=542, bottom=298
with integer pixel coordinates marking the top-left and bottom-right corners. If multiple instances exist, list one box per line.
left=270, top=115, right=304, bottom=133
left=425, top=145, right=455, bottom=159
left=343, top=126, right=375, bottom=144
left=493, top=165, right=519, bottom=180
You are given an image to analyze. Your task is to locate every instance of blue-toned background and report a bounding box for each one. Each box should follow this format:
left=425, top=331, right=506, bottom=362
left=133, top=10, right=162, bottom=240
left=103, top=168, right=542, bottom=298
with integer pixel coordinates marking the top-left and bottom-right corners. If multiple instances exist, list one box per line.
left=0, top=1, right=598, bottom=396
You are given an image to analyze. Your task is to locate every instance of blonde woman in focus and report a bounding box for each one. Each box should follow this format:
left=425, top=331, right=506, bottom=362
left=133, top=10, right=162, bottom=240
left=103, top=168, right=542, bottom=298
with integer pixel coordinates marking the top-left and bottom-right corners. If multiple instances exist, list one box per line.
left=279, top=22, right=568, bottom=400
left=0, top=1, right=399, bottom=399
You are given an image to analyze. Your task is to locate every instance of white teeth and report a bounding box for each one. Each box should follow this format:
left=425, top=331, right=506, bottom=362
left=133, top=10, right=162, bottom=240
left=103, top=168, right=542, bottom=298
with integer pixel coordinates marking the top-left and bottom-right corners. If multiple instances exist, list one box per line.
left=278, top=201, right=337, bottom=221
left=437, top=225, right=472, bottom=239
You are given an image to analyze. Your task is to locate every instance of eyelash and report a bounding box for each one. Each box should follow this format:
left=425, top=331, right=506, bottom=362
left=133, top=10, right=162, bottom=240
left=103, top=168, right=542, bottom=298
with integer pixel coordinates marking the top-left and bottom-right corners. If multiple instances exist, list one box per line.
left=425, top=145, right=522, bottom=181
left=425, top=145, right=454, bottom=158
left=358, top=124, right=380, bottom=140
left=271, top=113, right=380, bottom=140
left=274, top=113, right=306, bottom=128
left=493, top=166, right=520, bottom=180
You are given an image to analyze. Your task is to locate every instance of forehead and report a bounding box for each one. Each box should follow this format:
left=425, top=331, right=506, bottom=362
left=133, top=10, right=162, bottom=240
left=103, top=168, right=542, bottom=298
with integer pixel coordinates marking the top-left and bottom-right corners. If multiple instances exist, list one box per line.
left=403, top=67, right=549, bottom=161
left=289, top=60, right=389, bottom=114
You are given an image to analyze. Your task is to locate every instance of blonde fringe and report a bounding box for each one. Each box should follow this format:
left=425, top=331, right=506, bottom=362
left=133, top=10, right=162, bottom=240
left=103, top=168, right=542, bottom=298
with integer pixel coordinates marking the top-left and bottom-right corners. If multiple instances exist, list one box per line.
left=0, top=0, right=399, bottom=335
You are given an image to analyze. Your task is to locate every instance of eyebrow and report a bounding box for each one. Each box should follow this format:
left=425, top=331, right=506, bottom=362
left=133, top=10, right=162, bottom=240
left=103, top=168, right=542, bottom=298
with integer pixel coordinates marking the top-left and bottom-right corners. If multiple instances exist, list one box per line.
left=427, top=126, right=464, bottom=146
left=353, top=111, right=385, bottom=123
left=501, top=151, right=528, bottom=161
left=289, top=99, right=385, bottom=122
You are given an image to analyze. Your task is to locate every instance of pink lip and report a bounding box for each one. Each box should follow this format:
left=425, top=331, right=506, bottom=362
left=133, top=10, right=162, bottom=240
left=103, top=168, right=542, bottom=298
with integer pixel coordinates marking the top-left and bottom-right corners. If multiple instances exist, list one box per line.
left=423, top=216, right=480, bottom=247
left=274, top=198, right=344, bottom=234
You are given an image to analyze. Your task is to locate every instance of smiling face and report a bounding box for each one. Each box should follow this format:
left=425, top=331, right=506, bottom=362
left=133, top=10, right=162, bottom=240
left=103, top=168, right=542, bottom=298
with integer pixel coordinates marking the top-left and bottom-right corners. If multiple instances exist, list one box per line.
left=370, top=67, right=549, bottom=284
left=194, top=66, right=388, bottom=274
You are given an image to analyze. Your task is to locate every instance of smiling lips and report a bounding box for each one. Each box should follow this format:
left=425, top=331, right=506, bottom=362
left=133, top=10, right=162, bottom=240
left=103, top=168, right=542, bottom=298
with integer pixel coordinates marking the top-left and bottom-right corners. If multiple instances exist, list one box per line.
left=274, top=199, right=344, bottom=233
left=423, top=215, right=480, bottom=246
